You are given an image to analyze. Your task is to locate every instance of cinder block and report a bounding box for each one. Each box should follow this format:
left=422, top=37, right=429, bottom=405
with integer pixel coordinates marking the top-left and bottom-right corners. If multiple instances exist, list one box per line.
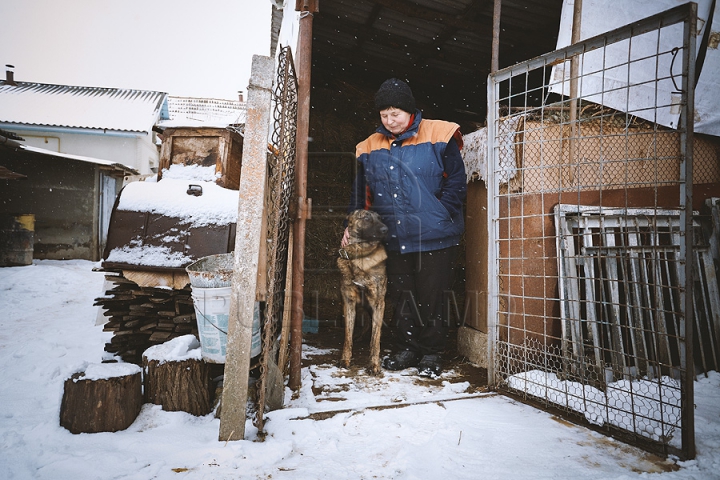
left=457, top=326, right=487, bottom=368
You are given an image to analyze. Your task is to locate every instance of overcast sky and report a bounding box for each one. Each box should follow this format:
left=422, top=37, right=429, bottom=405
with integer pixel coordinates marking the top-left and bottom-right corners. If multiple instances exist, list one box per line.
left=0, top=0, right=273, bottom=100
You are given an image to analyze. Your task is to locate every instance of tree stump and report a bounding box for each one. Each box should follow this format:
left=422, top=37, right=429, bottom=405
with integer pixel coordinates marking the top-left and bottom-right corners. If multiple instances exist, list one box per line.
left=60, top=363, right=143, bottom=434
left=143, top=356, right=213, bottom=416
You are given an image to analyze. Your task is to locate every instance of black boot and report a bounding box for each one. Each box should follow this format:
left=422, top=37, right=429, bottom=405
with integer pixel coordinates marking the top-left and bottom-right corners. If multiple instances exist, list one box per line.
left=417, top=354, right=442, bottom=377
left=382, top=350, right=421, bottom=371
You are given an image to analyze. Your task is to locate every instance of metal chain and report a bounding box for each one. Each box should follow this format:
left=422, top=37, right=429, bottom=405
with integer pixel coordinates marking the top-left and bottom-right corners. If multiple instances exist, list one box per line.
left=254, top=45, right=298, bottom=433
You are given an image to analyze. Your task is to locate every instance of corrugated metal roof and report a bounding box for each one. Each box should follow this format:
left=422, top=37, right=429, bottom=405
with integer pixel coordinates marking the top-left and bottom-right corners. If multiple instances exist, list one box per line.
left=156, top=96, right=246, bottom=128
left=0, top=82, right=167, bottom=134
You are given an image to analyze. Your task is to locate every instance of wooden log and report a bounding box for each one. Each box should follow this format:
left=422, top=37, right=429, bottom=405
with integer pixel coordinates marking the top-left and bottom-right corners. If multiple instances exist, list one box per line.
left=148, top=331, right=173, bottom=343
left=173, top=314, right=195, bottom=324
left=60, top=363, right=143, bottom=434
left=139, top=321, right=159, bottom=331
left=143, top=337, right=212, bottom=416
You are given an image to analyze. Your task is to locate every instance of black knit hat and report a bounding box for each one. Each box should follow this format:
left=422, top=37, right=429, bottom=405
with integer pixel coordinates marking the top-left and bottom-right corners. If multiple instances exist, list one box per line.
left=374, top=78, right=416, bottom=113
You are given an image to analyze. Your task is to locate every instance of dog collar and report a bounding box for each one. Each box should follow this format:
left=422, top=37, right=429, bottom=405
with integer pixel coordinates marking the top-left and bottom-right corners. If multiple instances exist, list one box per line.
left=339, top=242, right=384, bottom=261
left=338, top=246, right=369, bottom=260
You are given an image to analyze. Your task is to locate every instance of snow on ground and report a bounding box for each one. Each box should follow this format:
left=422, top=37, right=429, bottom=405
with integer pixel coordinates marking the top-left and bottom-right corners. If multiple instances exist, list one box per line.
left=1, top=260, right=719, bottom=479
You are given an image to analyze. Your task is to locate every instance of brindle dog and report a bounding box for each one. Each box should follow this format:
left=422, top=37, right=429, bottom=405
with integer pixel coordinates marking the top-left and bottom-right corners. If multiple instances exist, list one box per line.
left=337, top=209, right=388, bottom=375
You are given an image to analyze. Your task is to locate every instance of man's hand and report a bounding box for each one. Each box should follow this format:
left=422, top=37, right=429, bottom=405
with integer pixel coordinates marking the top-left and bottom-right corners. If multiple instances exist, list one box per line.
left=340, top=227, right=350, bottom=248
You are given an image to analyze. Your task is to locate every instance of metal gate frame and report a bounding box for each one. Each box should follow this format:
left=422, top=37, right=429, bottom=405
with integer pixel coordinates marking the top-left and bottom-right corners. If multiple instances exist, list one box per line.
left=487, top=4, right=697, bottom=458
left=254, top=45, right=298, bottom=433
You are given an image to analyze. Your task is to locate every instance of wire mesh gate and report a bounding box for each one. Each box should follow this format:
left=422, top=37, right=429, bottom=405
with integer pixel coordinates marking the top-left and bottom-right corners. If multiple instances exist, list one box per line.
left=254, top=45, right=298, bottom=432
left=486, top=4, right=708, bottom=458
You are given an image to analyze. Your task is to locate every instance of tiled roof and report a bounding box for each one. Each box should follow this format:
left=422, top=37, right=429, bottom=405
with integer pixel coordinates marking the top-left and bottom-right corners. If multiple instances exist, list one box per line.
left=0, top=81, right=168, bottom=133
left=157, top=96, right=246, bottom=128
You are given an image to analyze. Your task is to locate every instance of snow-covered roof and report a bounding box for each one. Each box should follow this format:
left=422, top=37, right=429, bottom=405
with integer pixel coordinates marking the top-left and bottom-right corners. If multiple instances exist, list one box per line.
left=116, top=171, right=239, bottom=227
left=157, top=96, right=246, bottom=128
left=20, top=144, right=139, bottom=175
left=102, top=164, right=238, bottom=270
left=0, top=81, right=168, bottom=134
left=1, top=137, right=139, bottom=175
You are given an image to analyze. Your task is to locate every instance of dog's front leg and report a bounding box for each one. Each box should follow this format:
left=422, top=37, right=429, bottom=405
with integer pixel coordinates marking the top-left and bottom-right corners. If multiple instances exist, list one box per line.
left=340, top=290, right=356, bottom=369
left=368, top=300, right=384, bottom=375
left=370, top=278, right=387, bottom=375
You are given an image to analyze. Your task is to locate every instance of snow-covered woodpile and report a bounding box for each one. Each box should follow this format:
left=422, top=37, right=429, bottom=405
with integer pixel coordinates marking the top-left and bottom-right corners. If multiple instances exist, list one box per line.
left=98, top=157, right=242, bottom=364
left=96, top=273, right=198, bottom=364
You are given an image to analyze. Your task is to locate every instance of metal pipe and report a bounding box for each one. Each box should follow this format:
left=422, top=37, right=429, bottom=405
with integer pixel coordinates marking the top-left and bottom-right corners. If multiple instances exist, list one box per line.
left=486, top=0, right=502, bottom=382
left=680, top=2, right=697, bottom=460
left=0, top=123, right=143, bottom=138
left=289, top=0, right=319, bottom=390
left=5, top=64, right=17, bottom=85
left=568, top=0, right=582, bottom=179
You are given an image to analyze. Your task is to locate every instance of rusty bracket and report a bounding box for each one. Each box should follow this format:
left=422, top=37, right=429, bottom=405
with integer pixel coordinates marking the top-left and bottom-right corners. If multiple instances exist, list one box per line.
left=295, top=0, right=319, bottom=13
left=298, top=197, right=312, bottom=220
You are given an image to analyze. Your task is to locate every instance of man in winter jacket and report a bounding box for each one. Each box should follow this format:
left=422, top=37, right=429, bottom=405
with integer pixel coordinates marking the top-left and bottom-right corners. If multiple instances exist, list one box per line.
left=341, top=78, right=466, bottom=376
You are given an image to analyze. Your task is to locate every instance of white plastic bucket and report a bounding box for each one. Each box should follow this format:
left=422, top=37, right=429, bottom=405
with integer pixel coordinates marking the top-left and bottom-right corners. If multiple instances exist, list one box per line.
left=185, top=253, right=234, bottom=288
left=190, top=286, right=262, bottom=363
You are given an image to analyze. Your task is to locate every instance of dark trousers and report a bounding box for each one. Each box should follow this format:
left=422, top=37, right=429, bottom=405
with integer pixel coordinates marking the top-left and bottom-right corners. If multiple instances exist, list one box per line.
left=386, top=246, right=458, bottom=355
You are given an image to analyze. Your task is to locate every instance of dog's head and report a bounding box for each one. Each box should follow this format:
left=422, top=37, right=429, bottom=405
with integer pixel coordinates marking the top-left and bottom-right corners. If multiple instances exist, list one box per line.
left=347, top=209, right=388, bottom=243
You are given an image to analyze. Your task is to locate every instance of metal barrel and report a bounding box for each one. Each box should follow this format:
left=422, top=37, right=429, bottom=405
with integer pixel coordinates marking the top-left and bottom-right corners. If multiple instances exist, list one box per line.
left=0, top=214, right=35, bottom=266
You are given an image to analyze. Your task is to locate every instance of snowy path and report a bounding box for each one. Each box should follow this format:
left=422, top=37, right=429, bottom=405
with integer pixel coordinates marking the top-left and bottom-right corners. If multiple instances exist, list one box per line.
left=1, top=260, right=718, bottom=479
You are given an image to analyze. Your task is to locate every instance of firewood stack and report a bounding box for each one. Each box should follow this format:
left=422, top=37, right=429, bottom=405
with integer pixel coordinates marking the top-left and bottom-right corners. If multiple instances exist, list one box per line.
left=95, top=273, right=198, bottom=365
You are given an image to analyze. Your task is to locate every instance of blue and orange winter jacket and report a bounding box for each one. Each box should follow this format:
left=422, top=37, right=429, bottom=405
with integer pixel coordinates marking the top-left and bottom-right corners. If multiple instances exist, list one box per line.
left=349, top=110, right=466, bottom=253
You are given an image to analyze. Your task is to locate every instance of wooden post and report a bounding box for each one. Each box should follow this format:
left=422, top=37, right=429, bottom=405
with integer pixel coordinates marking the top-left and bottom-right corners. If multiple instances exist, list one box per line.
left=218, top=55, right=274, bottom=442
left=491, top=0, right=501, bottom=74
left=289, top=0, right=319, bottom=391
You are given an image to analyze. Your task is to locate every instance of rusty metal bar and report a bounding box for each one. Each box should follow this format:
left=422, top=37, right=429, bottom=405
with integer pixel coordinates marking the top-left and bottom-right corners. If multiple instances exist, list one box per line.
left=289, top=0, right=319, bottom=390
left=568, top=0, right=582, bottom=176
left=679, top=2, right=696, bottom=459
